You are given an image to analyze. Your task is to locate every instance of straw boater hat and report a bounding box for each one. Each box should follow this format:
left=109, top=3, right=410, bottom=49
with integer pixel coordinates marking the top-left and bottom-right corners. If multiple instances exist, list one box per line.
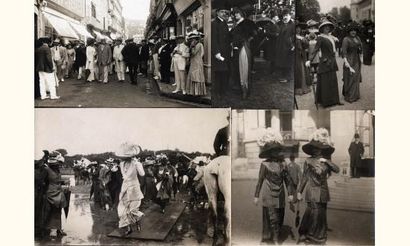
left=302, top=128, right=335, bottom=156
left=115, top=142, right=142, bottom=158
left=319, top=18, right=335, bottom=33
left=257, top=128, right=284, bottom=159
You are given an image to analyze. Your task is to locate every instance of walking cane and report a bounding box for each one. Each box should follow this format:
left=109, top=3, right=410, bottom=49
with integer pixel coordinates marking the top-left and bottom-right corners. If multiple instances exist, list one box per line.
left=294, top=95, right=298, bottom=109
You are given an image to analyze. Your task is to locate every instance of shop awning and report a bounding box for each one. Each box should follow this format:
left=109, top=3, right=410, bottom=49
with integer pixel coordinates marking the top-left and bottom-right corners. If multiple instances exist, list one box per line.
left=69, top=22, right=93, bottom=38
left=93, top=31, right=112, bottom=41
left=44, top=13, right=79, bottom=39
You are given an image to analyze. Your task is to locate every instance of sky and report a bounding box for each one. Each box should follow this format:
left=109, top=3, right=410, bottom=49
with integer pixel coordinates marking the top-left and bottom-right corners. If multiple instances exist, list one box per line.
left=318, top=0, right=351, bottom=13
left=121, top=0, right=150, bottom=21
left=35, top=108, right=229, bottom=157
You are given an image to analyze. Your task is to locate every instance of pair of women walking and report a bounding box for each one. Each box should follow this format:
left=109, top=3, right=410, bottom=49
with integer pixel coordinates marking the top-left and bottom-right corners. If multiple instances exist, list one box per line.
left=254, top=128, right=339, bottom=244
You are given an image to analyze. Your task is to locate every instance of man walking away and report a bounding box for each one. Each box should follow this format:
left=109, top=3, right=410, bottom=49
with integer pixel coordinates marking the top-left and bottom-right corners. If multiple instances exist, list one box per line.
left=122, top=39, right=140, bottom=85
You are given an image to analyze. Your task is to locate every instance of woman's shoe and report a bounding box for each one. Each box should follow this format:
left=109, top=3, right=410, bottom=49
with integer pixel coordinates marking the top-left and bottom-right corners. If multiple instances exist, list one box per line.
left=56, top=229, right=67, bottom=237
left=172, top=90, right=180, bottom=94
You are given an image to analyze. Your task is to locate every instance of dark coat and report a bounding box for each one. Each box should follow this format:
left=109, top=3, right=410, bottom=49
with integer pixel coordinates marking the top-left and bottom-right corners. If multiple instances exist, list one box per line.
left=159, top=43, right=173, bottom=66
left=214, top=125, right=229, bottom=156
left=298, top=158, right=340, bottom=203
left=139, top=44, right=150, bottom=61
left=35, top=44, right=54, bottom=73
left=122, top=42, right=140, bottom=65
left=75, top=46, right=87, bottom=67
left=230, top=19, right=257, bottom=49
left=96, top=44, right=112, bottom=66
left=255, top=161, right=293, bottom=208
left=348, top=141, right=364, bottom=167
left=211, top=17, right=231, bottom=72
left=309, top=36, right=338, bottom=74
left=275, top=20, right=295, bottom=68
left=264, top=22, right=280, bottom=61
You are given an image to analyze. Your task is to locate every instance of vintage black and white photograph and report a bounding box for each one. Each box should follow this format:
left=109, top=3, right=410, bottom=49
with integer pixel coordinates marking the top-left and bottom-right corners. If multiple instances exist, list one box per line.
left=231, top=110, right=375, bottom=245
left=34, top=108, right=231, bottom=245
left=295, top=0, right=375, bottom=110
left=34, top=0, right=212, bottom=108
left=211, top=0, right=294, bottom=109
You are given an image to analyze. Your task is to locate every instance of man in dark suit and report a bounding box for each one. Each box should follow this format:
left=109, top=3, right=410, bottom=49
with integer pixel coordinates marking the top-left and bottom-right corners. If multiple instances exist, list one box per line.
left=158, top=38, right=173, bottom=84
left=348, top=133, right=364, bottom=178
left=138, top=39, right=150, bottom=77
left=213, top=115, right=230, bottom=156
left=274, top=8, right=295, bottom=83
left=35, top=37, right=59, bottom=100
left=211, top=7, right=231, bottom=103
left=121, top=39, right=140, bottom=84
left=96, top=39, right=113, bottom=83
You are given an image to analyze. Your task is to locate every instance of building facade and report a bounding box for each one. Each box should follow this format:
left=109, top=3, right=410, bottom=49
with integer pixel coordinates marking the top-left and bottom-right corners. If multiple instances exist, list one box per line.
left=35, top=0, right=125, bottom=42
left=350, top=0, right=375, bottom=22
left=145, top=0, right=212, bottom=84
left=232, top=110, right=375, bottom=175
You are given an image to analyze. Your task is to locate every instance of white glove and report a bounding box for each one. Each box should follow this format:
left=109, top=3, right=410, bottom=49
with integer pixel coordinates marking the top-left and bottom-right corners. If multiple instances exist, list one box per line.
left=319, top=158, right=328, bottom=163
left=253, top=197, right=259, bottom=206
left=305, top=61, right=311, bottom=67
left=297, top=192, right=303, bottom=201
left=349, top=67, right=356, bottom=73
left=215, top=53, right=225, bottom=61
left=288, top=195, right=294, bottom=202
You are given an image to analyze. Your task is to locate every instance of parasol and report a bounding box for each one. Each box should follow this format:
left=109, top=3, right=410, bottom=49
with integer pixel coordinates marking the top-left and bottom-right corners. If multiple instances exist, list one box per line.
left=63, top=189, right=71, bottom=218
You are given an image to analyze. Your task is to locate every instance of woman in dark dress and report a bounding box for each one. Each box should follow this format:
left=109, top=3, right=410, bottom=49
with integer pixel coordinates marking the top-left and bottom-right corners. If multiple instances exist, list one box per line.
left=297, top=128, right=340, bottom=244
left=306, top=19, right=343, bottom=107
left=342, top=22, right=363, bottom=103
left=295, top=21, right=311, bottom=95
left=254, top=131, right=294, bottom=244
left=230, top=8, right=257, bottom=99
left=43, top=151, right=70, bottom=237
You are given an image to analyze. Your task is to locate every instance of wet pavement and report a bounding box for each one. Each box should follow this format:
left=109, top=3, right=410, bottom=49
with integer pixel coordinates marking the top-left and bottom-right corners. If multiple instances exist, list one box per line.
left=232, top=179, right=375, bottom=245
left=36, top=181, right=219, bottom=245
left=295, top=56, right=375, bottom=110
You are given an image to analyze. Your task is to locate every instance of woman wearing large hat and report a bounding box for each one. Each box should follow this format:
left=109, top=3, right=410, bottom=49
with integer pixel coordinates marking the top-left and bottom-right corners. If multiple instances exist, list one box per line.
left=306, top=18, right=343, bottom=108
left=296, top=128, right=340, bottom=244
left=341, top=21, right=363, bottom=103
left=42, top=151, right=70, bottom=238
left=254, top=129, right=294, bottom=244
left=186, top=31, right=207, bottom=96
left=115, top=142, right=145, bottom=235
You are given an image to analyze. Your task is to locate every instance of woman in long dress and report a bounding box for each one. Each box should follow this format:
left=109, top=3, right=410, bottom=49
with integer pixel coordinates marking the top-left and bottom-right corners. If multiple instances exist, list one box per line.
left=306, top=19, right=343, bottom=107
left=342, top=22, right=363, bottom=103
left=254, top=131, right=294, bottom=244
left=297, top=129, right=340, bottom=244
left=186, top=33, right=206, bottom=96
left=115, top=143, right=145, bottom=236
left=43, top=151, right=69, bottom=237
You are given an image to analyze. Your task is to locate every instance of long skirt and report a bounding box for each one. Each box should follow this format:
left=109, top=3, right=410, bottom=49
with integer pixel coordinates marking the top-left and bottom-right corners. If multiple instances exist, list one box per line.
left=298, top=202, right=328, bottom=244
left=239, top=43, right=252, bottom=91
left=262, top=206, right=285, bottom=242
left=295, top=56, right=312, bottom=95
left=342, top=64, right=361, bottom=103
left=316, top=71, right=340, bottom=107
left=118, top=188, right=144, bottom=228
left=45, top=203, right=62, bottom=230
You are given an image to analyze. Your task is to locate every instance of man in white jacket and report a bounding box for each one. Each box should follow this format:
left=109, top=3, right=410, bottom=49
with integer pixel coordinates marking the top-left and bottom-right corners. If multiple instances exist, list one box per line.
left=171, top=35, right=190, bottom=94
left=113, top=39, right=125, bottom=82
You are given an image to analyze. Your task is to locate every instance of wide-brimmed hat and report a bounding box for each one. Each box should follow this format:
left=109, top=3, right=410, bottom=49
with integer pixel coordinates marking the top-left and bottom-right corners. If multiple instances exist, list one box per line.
left=105, top=157, right=115, bottom=164
left=319, top=18, right=335, bottom=33
left=307, top=19, right=319, bottom=28
left=259, top=142, right=284, bottom=159
left=302, top=128, right=335, bottom=156
left=346, top=22, right=361, bottom=33
left=115, top=142, right=142, bottom=157
left=47, top=151, right=65, bottom=164
left=257, top=128, right=284, bottom=159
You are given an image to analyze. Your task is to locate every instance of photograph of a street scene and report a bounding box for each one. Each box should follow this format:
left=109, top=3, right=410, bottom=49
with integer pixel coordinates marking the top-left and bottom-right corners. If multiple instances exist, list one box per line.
left=295, top=0, right=375, bottom=110
left=35, top=0, right=212, bottom=108
left=34, top=108, right=231, bottom=245
left=231, top=110, right=374, bottom=245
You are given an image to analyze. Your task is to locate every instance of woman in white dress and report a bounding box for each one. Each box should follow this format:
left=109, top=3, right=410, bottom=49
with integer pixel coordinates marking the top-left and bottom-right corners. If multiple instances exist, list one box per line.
left=115, top=142, right=145, bottom=236
left=186, top=33, right=206, bottom=96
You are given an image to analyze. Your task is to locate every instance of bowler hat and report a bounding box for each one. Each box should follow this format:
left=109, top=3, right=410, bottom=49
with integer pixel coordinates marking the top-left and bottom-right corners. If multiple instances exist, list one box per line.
left=354, top=133, right=360, bottom=138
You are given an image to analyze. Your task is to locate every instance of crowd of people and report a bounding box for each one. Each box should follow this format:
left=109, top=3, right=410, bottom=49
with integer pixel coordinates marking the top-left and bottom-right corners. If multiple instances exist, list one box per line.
left=295, top=16, right=375, bottom=108
left=212, top=2, right=295, bottom=101
left=34, top=147, right=217, bottom=239
left=35, top=30, right=209, bottom=100
left=254, top=128, right=340, bottom=245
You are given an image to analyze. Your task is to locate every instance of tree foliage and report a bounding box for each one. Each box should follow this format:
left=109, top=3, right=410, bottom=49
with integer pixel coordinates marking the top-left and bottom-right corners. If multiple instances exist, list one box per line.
left=296, top=0, right=321, bottom=21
